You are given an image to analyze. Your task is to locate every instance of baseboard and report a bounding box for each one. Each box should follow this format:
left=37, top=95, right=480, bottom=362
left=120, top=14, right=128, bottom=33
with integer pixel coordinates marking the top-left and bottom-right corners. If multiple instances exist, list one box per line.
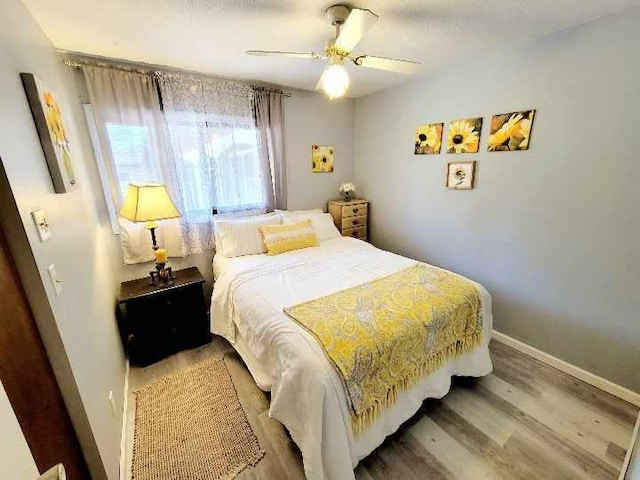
left=119, top=359, right=130, bottom=480
left=492, top=330, right=640, bottom=407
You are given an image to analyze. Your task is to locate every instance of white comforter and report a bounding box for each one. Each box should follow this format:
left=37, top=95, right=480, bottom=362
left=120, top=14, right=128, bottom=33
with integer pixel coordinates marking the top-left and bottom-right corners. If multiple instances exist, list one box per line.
left=210, top=237, right=493, bottom=480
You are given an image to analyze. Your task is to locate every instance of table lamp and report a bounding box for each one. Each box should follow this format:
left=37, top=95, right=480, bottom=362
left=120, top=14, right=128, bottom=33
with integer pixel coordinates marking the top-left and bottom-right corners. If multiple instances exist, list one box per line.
left=119, top=183, right=181, bottom=286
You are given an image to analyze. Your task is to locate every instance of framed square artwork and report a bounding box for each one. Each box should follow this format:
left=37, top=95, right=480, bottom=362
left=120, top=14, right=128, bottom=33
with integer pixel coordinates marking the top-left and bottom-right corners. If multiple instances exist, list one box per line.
left=312, top=145, right=334, bottom=173
left=414, top=123, right=443, bottom=155
left=488, top=109, right=536, bottom=151
left=446, top=117, right=483, bottom=154
left=446, top=161, right=476, bottom=190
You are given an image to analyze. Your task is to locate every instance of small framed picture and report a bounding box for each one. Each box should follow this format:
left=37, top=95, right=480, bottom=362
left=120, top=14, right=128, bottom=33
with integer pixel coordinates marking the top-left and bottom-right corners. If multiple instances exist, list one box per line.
left=312, top=145, right=334, bottom=173
left=446, top=161, right=476, bottom=190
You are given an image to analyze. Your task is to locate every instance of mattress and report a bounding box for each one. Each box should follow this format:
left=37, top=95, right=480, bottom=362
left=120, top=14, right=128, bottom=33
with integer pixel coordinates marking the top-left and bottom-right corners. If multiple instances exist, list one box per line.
left=210, top=237, right=493, bottom=480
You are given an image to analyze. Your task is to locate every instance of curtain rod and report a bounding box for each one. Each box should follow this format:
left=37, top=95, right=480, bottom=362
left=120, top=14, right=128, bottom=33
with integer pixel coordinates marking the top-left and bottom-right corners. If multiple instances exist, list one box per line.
left=62, top=59, right=292, bottom=97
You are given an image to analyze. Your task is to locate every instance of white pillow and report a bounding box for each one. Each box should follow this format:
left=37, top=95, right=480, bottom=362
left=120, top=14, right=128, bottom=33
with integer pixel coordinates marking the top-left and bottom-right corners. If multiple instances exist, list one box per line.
left=276, top=208, right=323, bottom=215
left=281, top=211, right=341, bottom=242
left=213, top=212, right=277, bottom=252
left=214, top=213, right=282, bottom=257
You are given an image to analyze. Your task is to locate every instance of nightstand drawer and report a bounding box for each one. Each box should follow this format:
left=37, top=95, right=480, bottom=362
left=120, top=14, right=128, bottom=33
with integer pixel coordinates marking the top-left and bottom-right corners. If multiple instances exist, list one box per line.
left=343, top=225, right=367, bottom=238
left=341, top=214, right=367, bottom=230
left=342, top=203, right=367, bottom=218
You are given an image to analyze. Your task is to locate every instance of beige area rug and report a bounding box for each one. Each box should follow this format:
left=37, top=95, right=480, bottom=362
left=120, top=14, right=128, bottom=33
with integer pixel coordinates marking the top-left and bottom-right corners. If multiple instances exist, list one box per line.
left=132, top=357, right=265, bottom=480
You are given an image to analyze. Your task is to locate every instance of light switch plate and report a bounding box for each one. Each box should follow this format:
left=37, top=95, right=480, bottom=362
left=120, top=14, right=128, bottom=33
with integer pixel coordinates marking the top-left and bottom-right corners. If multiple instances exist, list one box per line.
left=31, top=208, right=51, bottom=242
left=47, top=264, right=62, bottom=295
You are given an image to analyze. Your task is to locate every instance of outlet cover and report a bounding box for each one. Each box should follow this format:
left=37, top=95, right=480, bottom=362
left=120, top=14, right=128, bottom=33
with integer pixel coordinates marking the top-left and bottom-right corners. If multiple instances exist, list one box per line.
left=31, top=209, right=51, bottom=242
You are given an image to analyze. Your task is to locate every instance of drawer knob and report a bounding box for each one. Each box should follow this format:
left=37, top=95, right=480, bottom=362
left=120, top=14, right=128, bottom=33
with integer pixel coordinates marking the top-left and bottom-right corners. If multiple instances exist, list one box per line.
left=352, top=208, right=359, bottom=214
left=351, top=231, right=358, bottom=237
left=352, top=219, right=358, bottom=225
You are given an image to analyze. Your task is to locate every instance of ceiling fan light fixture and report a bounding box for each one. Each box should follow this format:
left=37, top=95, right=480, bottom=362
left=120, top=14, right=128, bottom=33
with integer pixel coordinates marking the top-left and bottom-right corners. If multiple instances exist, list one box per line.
left=246, top=5, right=420, bottom=96
left=320, top=62, right=350, bottom=99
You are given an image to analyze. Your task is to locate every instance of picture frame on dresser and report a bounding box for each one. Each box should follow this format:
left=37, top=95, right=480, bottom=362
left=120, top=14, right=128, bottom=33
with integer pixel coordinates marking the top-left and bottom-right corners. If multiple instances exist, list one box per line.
left=328, top=199, right=369, bottom=241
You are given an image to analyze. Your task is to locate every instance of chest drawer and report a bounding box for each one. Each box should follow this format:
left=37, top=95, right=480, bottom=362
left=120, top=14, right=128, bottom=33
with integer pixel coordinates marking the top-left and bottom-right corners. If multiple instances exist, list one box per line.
left=341, top=214, right=367, bottom=230
left=341, top=203, right=367, bottom=218
left=343, top=225, right=367, bottom=239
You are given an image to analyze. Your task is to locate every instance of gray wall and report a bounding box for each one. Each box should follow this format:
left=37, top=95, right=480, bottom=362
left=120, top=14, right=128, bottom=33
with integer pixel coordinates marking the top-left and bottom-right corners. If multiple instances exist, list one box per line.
left=284, top=89, right=355, bottom=210
left=354, top=8, right=640, bottom=391
left=0, top=0, right=126, bottom=478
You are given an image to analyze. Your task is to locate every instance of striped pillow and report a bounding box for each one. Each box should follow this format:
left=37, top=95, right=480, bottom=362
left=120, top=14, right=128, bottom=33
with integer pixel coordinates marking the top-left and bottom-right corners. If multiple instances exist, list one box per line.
left=259, top=219, right=319, bottom=256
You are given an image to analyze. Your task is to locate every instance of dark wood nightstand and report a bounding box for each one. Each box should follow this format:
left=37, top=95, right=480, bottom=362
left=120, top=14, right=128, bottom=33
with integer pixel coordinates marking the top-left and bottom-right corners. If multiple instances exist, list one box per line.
left=118, top=267, right=210, bottom=366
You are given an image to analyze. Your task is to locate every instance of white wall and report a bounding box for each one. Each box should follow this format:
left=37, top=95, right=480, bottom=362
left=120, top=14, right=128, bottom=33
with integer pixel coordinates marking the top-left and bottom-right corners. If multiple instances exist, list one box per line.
left=354, top=8, right=640, bottom=391
left=0, top=0, right=125, bottom=478
left=0, top=382, right=39, bottom=480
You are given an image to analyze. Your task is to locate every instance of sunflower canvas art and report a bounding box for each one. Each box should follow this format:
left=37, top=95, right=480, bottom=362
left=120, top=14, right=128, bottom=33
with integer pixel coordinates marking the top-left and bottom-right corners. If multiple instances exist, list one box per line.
left=21, top=73, right=77, bottom=193
left=488, top=110, right=536, bottom=152
left=447, top=117, right=483, bottom=154
left=312, top=145, right=334, bottom=173
left=414, top=123, right=443, bottom=155
left=446, top=161, right=476, bottom=189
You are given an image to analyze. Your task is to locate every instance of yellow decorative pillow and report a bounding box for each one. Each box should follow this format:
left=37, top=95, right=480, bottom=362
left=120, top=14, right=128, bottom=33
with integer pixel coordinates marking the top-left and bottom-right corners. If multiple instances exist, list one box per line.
left=260, top=219, right=319, bottom=256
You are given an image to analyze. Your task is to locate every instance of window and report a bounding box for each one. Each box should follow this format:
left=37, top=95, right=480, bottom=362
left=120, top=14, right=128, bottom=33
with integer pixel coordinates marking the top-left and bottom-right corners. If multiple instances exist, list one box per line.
left=85, top=106, right=268, bottom=233
left=201, top=122, right=265, bottom=212
left=164, top=112, right=267, bottom=217
left=105, top=123, right=161, bottom=197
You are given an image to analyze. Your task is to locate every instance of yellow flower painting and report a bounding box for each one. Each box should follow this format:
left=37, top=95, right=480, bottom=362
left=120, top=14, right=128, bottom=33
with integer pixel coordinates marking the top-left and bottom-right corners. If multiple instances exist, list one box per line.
left=447, top=118, right=482, bottom=154
left=42, top=91, right=76, bottom=185
left=21, top=73, right=77, bottom=193
left=488, top=110, right=536, bottom=152
left=312, top=145, right=334, bottom=173
left=414, top=123, right=443, bottom=155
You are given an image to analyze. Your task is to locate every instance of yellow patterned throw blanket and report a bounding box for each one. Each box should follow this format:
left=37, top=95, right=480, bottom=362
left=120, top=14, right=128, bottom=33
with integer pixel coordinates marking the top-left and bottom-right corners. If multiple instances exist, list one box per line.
left=283, top=264, right=483, bottom=434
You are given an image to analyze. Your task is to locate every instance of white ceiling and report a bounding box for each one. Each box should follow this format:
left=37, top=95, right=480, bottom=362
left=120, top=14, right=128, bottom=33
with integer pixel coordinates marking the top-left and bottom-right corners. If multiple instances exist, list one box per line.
left=21, top=0, right=640, bottom=97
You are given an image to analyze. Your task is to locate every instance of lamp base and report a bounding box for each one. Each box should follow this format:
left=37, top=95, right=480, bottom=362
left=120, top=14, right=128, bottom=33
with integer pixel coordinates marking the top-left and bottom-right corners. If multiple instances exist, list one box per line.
left=149, top=264, right=176, bottom=287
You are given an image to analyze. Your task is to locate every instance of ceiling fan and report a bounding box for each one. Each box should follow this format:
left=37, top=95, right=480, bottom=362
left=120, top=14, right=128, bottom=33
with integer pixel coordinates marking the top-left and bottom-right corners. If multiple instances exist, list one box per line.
left=246, top=4, right=421, bottom=98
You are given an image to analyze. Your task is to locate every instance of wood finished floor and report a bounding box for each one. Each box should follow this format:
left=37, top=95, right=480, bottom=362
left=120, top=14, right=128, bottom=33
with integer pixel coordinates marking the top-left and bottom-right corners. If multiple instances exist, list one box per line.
left=125, top=338, right=639, bottom=480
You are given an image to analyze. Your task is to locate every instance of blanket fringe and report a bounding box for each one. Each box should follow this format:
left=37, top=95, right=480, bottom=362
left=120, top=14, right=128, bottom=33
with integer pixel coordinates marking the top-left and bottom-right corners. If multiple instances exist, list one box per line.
left=351, top=331, right=483, bottom=435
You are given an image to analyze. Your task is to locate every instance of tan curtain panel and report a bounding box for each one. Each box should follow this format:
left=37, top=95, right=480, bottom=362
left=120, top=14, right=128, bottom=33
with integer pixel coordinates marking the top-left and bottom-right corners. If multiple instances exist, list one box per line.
left=253, top=89, right=287, bottom=211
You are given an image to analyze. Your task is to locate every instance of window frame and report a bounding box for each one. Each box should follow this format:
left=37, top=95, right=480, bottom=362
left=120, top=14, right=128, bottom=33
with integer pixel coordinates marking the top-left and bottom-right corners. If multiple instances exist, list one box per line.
left=83, top=104, right=121, bottom=234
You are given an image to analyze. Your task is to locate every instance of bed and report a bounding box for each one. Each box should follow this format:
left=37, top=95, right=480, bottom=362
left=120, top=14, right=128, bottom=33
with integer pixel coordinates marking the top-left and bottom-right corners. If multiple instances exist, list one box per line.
left=210, top=234, right=493, bottom=480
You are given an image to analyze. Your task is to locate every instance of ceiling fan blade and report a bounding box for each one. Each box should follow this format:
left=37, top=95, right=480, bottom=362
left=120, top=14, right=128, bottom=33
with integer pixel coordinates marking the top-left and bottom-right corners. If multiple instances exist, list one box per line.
left=353, top=55, right=421, bottom=75
left=246, top=50, right=322, bottom=60
left=334, top=8, right=379, bottom=53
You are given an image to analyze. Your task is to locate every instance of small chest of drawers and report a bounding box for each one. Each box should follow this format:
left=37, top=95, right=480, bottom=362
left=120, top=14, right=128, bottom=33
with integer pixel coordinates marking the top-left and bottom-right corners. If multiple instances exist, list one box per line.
left=117, top=267, right=210, bottom=366
left=328, top=199, right=369, bottom=241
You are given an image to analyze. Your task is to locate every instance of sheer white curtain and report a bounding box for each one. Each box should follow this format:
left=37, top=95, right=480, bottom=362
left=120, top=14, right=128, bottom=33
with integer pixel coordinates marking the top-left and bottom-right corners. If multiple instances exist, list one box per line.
left=157, top=73, right=273, bottom=220
left=83, top=66, right=186, bottom=263
left=83, top=65, right=287, bottom=262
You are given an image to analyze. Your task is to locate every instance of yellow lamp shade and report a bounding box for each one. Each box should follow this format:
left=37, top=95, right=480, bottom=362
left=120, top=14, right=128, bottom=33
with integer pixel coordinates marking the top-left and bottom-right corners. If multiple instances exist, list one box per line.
left=119, top=183, right=181, bottom=223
